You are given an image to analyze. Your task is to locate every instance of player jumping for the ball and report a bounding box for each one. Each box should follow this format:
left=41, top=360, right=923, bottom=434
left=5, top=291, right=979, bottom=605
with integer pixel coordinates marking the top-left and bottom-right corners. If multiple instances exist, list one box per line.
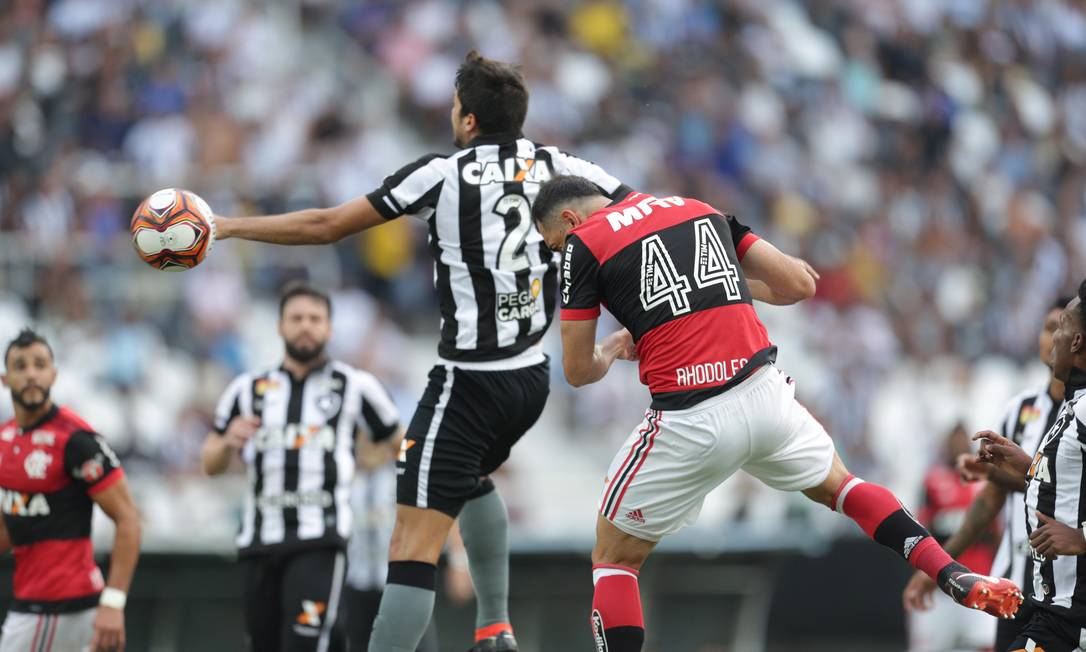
left=530, top=176, right=1023, bottom=652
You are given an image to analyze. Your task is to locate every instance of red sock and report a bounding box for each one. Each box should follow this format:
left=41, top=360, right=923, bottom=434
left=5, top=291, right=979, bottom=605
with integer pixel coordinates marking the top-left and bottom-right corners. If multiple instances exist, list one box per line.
left=591, top=564, right=644, bottom=652
left=833, top=475, right=953, bottom=580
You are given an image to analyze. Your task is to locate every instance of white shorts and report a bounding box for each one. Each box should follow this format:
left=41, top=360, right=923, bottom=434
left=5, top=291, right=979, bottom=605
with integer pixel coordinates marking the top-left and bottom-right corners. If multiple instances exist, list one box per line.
left=0, top=609, right=94, bottom=652
left=599, top=366, right=835, bottom=541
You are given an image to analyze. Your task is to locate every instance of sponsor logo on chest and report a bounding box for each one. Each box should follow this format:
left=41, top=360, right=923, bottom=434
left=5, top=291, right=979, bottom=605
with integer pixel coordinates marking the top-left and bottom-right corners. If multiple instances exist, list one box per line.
left=0, top=488, right=50, bottom=516
left=605, top=195, right=686, bottom=232
left=461, top=158, right=552, bottom=186
left=497, top=278, right=543, bottom=321
left=253, top=424, right=336, bottom=451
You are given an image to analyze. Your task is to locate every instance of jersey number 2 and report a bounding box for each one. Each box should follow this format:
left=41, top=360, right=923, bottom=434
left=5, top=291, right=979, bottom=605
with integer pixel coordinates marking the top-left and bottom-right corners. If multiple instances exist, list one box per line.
left=640, top=218, right=741, bottom=315
left=495, top=193, right=532, bottom=272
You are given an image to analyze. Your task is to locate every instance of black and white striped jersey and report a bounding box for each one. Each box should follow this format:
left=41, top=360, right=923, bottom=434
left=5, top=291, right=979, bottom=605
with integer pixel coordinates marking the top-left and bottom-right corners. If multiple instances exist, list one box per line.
left=345, top=464, right=396, bottom=591
left=213, top=360, right=400, bottom=557
left=1023, top=382, right=1086, bottom=624
left=366, top=132, right=630, bottom=365
left=991, top=384, right=1061, bottom=595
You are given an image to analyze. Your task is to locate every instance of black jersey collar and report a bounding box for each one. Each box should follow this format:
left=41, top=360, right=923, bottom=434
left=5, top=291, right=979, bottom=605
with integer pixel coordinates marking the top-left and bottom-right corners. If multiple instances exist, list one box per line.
left=465, top=131, right=523, bottom=147
left=1064, top=366, right=1086, bottom=401
left=17, top=404, right=59, bottom=433
left=279, top=358, right=331, bottom=383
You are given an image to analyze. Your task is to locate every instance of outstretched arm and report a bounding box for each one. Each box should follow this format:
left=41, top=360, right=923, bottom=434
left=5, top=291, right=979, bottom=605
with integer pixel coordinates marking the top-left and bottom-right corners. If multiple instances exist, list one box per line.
left=560, top=320, right=637, bottom=387
left=741, top=240, right=818, bottom=305
left=215, top=196, right=387, bottom=245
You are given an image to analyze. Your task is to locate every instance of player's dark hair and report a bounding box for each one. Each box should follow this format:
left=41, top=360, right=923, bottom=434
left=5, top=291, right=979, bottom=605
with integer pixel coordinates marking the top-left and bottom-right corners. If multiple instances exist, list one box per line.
left=4, top=328, right=53, bottom=366
left=1077, top=280, right=1086, bottom=328
left=279, top=282, right=332, bottom=318
left=455, top=50, right=528, bottom=137
left=532, top=175, right=605, bottom=226
left=1053, top=295, right=1074, bottom=312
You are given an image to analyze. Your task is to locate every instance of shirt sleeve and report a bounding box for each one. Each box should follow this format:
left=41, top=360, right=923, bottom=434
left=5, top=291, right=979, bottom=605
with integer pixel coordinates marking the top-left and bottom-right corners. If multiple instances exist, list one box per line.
left=725, top=214, right=760, bottom=262
left=213, top=374, right=249, bottom=435
left=550, top=150, right=633, bottom=200
left=561, top=234, right=603, bottom=320
left=354, top=371, right=401, bottom=443
left=65, top=431, right=123, bottom=495
left=365, top=154, right=446, bottom=221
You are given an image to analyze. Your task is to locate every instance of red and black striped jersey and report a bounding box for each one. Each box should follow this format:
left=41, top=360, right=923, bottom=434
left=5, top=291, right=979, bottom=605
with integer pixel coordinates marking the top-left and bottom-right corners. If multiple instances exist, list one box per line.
left=0, top=406, right=123, bottom=613
left=561, top=191, right=775, bottom=410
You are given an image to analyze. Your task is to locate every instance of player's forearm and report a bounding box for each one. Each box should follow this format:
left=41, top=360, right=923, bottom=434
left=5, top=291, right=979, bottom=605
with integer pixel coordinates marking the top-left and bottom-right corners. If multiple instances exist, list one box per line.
left=941, top=483, right=1006, bottom=558
left=215, top=208, right=342, bottom=245
left=200, top=435, right=234, bottom=476
left=987, top=465, right=1029, bottom=493
left=566, top=345, right=620, bottom=387
left=104, top=509, right=141, bottom=593
left=748, top=279, right=803, bottom=305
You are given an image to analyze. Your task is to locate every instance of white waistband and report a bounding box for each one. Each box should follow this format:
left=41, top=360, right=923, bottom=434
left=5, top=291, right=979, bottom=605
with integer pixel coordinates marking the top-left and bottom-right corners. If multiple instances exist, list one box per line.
left=438, top=344, right=546, bottom=371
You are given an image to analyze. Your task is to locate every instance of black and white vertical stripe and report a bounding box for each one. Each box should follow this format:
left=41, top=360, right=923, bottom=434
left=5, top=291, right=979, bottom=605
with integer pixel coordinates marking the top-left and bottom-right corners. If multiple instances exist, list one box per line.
left=213, top=361, right=400, bottom=556
left=991, top=385, right=1061, bottom=594
left=368, top=137, right=629, bottom=365
left=1023, top=387, right=1086, bottom=624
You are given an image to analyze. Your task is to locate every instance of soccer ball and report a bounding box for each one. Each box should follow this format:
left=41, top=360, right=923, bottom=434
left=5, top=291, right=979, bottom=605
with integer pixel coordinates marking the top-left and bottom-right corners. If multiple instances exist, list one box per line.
left=130, top=188, right=216, bottom=271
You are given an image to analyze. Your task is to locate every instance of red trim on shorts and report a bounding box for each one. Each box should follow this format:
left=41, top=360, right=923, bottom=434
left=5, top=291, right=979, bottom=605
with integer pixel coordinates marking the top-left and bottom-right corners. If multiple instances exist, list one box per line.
left=608, top=413, right=662, bottom=520
left=601, top=412, right=659, bottom=518
left=45, top=615, right=58, bottom=652
left=87, top=468, right=123, bottom=496
left=31, top=615, right=43, bottom=651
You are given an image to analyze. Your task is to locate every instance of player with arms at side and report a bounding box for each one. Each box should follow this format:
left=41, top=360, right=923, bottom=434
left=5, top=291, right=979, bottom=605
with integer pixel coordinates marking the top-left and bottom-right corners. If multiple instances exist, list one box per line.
left=0, top=329, right=141, bottom=652
left=202, top=284, right=405, bottom=652
left=530, top=176, right=1023, bottom=652
left=972, top=283, right=1086, bottom=652
left=904, top=298, right=1069, bottom=651
left=210, top=52, right=631, bottom=652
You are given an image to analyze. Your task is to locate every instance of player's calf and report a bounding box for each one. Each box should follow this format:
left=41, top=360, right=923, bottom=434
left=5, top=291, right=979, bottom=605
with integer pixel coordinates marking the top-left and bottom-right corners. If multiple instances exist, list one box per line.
left=589, top=517, right=656, bottom=652
left=813, top=470, right=1021, bottom=619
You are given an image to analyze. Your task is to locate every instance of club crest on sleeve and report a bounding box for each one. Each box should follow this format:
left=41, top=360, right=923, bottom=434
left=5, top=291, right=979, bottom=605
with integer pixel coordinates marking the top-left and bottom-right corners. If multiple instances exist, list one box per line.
left=79, top=458, right=105, bottom=483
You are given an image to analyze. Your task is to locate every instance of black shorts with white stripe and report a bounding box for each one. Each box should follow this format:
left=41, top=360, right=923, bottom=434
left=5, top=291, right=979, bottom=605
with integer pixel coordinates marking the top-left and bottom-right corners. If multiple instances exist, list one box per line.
left=241, top=546, right=346, bottom=652
left=1007, top=606, right=1085, bottom=652
left=397, top=360, right=549, bottom=517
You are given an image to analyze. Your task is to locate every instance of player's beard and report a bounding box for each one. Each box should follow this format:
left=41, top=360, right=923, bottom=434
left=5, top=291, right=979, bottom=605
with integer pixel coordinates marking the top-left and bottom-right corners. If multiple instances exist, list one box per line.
left=285, top=340, right=326, bottom=364
left=12, top=384, right=50, bottom=411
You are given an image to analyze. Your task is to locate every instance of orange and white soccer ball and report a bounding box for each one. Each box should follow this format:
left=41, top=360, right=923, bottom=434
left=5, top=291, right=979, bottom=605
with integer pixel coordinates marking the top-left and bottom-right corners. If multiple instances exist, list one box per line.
left=130, top=188, right=216, bottom=271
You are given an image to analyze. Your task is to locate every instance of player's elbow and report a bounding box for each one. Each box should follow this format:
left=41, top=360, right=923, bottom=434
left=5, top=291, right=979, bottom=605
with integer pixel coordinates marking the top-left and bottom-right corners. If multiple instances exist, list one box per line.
left=311, top=208, right=347, bottom=244
left=779, top=271, right=816, bottom=303
left=563, top=362, right=591, bottom=388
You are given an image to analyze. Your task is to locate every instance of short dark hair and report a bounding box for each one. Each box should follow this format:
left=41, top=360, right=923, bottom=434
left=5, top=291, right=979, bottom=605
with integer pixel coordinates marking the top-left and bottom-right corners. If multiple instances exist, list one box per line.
left=1053, top=295, right=1074, bottom=312
left=1076, top=280, right=1086, bottom=327
left=531, top=175, right=605, bottom=226
left=455, top=51, right=529, bottom=136
left=4, top=328, right=53, bottom=366
left=279, top=282, right=332, bottom=317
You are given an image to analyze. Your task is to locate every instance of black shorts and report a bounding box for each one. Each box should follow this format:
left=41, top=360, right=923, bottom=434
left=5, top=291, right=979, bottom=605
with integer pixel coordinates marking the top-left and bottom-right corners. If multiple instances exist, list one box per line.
left=241, top=546, right=347, bottom=652
left=1006, top=606, right=1084, bottom=652
left=996, top=595, right=1037, bottom=652
left=397, top=360, right=549, bottom=517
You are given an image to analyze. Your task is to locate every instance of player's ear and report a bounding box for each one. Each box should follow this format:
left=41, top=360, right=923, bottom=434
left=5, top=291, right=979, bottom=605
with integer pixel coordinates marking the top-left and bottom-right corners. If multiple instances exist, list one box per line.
left=1073, top=331, right=1084, bottom=354
left=560, top=208, right=578, bottom=229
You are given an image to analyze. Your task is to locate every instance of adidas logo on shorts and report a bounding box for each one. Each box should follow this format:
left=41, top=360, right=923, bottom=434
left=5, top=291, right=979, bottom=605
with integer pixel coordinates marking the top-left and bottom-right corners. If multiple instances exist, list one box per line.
left=625, top=509, right=645, bottom=524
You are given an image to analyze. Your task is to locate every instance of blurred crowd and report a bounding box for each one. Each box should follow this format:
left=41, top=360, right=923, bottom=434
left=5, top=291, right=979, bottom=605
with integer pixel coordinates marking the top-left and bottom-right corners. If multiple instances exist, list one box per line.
left=2, top=0, right=1084, bottom=548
